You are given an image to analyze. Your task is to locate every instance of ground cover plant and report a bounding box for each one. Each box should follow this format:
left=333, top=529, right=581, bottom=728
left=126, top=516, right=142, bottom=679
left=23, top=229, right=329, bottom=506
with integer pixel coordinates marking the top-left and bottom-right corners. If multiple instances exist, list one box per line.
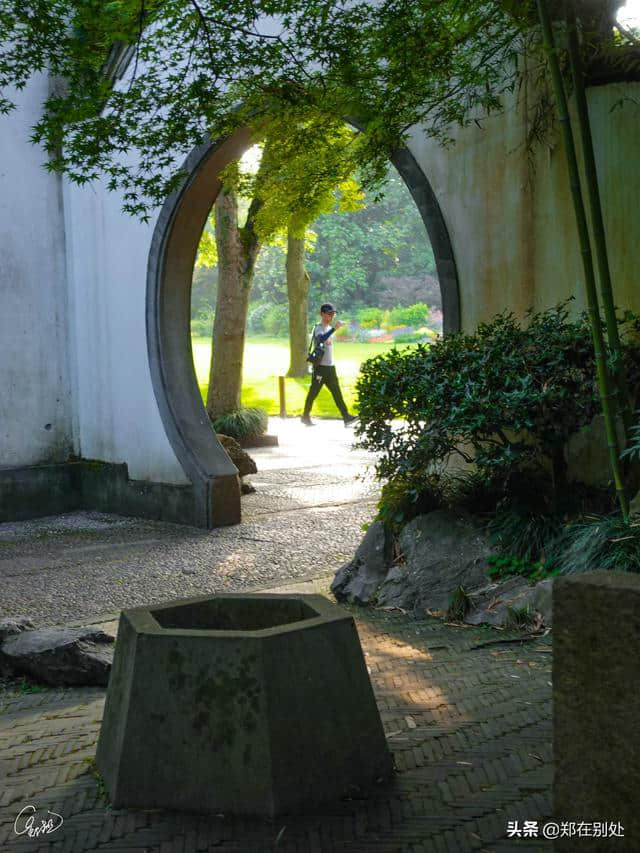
left=355, top=303, right=640, bottom=574
left=211, top=407, right=268, bottom=440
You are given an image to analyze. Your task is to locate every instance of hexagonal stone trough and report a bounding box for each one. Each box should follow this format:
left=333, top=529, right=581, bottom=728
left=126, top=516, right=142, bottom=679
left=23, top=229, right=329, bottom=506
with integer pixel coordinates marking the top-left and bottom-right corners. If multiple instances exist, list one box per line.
left=96, top=593, right=392, bottom=816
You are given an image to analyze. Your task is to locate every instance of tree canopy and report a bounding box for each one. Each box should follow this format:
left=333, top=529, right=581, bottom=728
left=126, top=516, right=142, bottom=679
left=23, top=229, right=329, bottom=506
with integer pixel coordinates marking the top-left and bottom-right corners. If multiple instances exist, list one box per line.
left=0, top=0, right=533, bottom=219
left=193, top=160, right=438, bottom=317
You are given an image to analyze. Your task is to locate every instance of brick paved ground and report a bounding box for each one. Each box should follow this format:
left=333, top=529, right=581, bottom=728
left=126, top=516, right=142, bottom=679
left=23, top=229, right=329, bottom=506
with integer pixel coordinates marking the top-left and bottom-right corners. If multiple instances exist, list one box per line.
left=0, top=584, right=553, bottom=853
left=0, top=422, right=555, bottom=852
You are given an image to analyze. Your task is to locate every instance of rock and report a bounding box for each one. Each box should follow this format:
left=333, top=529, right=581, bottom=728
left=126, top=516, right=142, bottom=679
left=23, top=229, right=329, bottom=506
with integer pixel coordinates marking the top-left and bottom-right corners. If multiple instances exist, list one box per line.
left=376, top=510, right=491, bottom=612
left=0, top=616, right=35, bottom=643
left=0, top=626, right=115, bottom=686
left=464, top=577, right=532, bottom=626
left=217, top=434, right=258, bottom=477
left=464, top=576, right=554, bottom=628
left=331, top=521, right=389, bottom=605
left=240, top=481, right=256, bottom=495
left=0, top=617, right=37, bottom=674
left=529, top=578, right=553, bottom=627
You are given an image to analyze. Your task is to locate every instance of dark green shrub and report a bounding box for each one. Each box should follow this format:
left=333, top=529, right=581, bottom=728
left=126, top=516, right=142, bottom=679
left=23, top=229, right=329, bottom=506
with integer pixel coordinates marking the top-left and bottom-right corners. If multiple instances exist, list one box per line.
left=212, top=407, right=268, bottom=439
left=445, top=471, right=505, bottom=514
left=356, top=303, right=640, bottom=506
left=376, top=473, right=444, bottom=532
left=504, top=606, right=537, bottom=630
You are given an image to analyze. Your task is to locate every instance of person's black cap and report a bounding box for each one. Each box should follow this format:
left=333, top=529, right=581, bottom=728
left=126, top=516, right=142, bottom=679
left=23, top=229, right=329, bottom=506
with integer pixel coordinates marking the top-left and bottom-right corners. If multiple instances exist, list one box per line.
left=320, top=303, right=337, bottom=313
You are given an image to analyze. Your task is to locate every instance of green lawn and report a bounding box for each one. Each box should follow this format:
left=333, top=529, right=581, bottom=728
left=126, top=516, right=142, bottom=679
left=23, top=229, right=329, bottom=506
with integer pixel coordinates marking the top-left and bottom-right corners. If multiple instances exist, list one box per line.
left=191, top=335, right=406, bottom=418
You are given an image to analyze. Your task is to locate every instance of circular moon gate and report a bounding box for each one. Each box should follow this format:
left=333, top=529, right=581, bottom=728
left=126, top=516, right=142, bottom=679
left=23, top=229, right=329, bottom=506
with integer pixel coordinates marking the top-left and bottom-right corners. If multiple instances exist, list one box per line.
left=146, top=129, right=460, bottom=528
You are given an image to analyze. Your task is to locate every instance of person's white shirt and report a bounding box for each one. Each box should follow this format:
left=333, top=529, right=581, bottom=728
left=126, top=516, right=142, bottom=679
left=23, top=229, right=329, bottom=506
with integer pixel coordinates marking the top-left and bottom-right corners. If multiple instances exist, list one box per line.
left=314, top=322, right=335, bottom=366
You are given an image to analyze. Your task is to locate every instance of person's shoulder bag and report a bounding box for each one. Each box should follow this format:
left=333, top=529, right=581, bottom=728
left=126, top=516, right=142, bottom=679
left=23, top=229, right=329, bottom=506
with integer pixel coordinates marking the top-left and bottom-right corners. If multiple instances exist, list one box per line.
left=306, top=325, right=335, bottom=365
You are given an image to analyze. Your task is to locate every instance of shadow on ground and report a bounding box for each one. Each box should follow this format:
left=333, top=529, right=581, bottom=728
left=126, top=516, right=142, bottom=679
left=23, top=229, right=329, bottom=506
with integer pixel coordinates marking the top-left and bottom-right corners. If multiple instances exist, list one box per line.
left=0, top=598, right=552, bottom=853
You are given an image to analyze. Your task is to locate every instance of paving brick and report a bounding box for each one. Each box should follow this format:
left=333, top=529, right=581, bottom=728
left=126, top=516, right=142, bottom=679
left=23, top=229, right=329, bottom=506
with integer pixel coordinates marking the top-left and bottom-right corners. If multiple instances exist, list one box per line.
left=0, top=606, right=553, bottom=852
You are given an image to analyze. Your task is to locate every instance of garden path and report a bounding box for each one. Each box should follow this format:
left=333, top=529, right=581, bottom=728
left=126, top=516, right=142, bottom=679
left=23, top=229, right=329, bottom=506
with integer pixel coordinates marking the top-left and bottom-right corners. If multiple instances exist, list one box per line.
left=0, top=419, right=553, bottom=851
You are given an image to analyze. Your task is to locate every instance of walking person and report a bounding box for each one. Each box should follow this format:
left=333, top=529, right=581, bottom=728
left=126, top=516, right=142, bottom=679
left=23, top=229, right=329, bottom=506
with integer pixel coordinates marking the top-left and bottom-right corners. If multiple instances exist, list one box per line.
left=301, top=303, right=358, bottom=427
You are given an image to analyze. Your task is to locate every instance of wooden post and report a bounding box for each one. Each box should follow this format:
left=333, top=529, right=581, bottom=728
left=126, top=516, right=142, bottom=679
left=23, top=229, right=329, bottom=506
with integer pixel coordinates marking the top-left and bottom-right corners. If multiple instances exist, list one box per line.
left=278, top=376, right=286, bottom=418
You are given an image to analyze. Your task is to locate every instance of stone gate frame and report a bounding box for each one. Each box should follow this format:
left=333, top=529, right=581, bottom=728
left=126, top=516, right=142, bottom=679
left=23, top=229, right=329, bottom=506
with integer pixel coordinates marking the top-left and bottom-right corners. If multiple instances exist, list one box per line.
left=146, top=129, right=460, bottom=528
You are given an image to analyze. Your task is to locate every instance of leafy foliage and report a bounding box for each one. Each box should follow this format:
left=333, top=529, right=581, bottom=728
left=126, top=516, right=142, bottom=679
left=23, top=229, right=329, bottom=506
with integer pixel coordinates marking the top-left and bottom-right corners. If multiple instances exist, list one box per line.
left=358, top=307, right=385, bottom=329
left=209, top=165, right=440, bottom=318
left=211, top=406, right=268, bottom=438
left=305, top=171, right=438, bottom=311
left=486, top=553, right=560, bottom=584
left=375, top=473, right=445, bottom=533
left=356, top=303, right=640, bottom=551
left=262, top=303, right=289, bottom=337
left=190, top=308, right=214, bottom=337
left=621, top=408, right=640, bottom=462
left=356, top=303, right=640, bottom=493
left=388, top=303, right=430, bottom=328
left=546, top=514, right=640, bottom=574
left=0, top=0, right=530, bottom=220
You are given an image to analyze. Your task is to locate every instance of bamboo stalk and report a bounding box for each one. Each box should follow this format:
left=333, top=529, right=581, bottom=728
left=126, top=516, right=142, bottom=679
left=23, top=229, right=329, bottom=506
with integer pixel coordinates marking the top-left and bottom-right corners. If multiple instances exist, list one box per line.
left=565, top=0, right=632, bottom=441
left=536, top=0, right=629, bottom=521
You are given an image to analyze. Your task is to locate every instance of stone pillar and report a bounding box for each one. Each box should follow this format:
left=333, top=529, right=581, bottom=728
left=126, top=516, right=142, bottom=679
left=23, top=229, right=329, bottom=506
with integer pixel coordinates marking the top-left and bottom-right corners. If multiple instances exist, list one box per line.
left=554, top=572, right=640, bottom=851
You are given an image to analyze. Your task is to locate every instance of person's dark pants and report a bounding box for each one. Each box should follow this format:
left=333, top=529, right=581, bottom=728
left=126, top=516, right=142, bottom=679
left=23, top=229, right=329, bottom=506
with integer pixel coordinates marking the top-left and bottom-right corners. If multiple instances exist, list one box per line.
left=303, top=365, right=349, bottom=419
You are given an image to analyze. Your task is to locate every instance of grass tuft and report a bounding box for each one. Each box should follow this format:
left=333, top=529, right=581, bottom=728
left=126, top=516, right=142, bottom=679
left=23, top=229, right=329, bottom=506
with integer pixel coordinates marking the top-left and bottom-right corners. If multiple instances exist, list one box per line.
left=211, top=407, right=268, bottom=439
left=487, top=508, right=562, bottom=563
left=446, top=586, right=470, bottom=621
left=548, top=514, right=640, bottom=574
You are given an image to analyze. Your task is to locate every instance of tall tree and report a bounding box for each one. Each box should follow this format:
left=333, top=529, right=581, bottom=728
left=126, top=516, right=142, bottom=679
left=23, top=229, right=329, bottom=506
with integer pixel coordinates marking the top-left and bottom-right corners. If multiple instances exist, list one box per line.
left=197, top=116, right=363, bottom=413
left=285, top=231, right=310, bottom=377
left=206, top=184, right=262, bottom=418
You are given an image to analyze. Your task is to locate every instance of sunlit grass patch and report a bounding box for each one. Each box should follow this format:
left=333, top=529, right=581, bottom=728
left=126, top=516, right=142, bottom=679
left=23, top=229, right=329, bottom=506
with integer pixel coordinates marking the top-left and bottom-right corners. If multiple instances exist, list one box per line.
left=191, top=336, right=408, bottom=417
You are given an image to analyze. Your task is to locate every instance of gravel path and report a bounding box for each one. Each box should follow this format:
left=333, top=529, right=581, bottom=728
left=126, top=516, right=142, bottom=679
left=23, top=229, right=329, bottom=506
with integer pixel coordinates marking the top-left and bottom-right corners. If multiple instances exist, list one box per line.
left=0, top=419, right=380, bottom=626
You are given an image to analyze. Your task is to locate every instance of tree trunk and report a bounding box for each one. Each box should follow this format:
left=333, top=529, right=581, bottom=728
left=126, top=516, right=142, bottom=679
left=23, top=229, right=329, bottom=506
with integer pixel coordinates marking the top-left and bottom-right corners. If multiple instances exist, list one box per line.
left=206, top=187, right=261, bottom=420
left=286, top=230, right=311, bottom=378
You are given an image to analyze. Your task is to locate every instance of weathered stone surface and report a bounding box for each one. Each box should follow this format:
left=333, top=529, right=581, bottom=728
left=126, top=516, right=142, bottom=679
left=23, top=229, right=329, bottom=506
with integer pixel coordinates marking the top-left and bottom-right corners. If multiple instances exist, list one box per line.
left=217, top=434, right=258, bottom=477
left=0, top=626, right=115, bottom=686
left=465, top=577, right=553, bottom=627
left=97, top=593, right=392, bottom=816
left=376, top=511, right=491, bottom=612
left=529, top=578, right=553, bottom=626
left=554, top=572, right=640, bottom=851
left=0, top=616, right=35, bottom=643
left=331, top=521, right=388, bottom=605
left=240, top=480, right=257, bottom=495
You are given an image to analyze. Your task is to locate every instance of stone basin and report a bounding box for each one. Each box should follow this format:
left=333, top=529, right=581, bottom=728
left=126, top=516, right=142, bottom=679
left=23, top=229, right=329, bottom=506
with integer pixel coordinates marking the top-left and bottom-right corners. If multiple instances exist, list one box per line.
left=96, top=593, right=392, bottom=816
